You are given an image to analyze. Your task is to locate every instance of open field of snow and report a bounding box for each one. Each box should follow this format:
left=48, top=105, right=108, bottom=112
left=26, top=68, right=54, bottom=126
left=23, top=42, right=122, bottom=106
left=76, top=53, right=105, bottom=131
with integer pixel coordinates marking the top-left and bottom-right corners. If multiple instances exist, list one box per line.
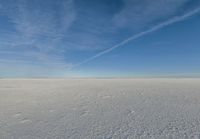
left=1, top=79, right=200, bottom=139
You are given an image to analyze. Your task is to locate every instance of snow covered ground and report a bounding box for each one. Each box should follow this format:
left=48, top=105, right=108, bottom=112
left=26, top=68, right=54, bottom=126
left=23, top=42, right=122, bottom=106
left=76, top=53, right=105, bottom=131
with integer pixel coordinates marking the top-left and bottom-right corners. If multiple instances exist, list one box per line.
left=1, top=79, right=200, bottom=139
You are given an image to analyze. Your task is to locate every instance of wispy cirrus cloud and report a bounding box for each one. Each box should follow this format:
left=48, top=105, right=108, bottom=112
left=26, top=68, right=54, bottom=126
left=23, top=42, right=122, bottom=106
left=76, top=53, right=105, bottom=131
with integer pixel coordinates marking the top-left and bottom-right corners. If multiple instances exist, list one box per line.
left=112, top=0, right=191, bottom=29
left=0, top=0, right=76, bottom=70
left=8, top=0, right=75, bottom=37
left=0, top=0, right=200, bottom=76
left=73, top=5, right=200, bottom=68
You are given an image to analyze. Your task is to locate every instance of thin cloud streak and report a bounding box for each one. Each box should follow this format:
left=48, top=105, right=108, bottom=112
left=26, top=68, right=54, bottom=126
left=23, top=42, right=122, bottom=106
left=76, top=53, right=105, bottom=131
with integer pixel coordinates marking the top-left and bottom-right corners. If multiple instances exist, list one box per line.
left=0, top=0, right=76, bottom=71
left=72, top=7, right=200, bottom=68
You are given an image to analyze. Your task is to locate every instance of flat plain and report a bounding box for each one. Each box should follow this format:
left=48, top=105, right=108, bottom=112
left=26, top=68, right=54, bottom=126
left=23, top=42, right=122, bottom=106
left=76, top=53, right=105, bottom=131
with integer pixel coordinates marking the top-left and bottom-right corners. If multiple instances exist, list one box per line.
left=1, top=79, right=200, bottom=139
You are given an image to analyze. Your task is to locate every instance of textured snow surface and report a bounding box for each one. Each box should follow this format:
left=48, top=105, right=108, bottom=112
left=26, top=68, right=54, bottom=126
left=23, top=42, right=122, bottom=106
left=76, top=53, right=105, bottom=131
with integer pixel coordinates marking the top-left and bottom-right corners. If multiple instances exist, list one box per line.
left=1, top=79, right=200, bottom=139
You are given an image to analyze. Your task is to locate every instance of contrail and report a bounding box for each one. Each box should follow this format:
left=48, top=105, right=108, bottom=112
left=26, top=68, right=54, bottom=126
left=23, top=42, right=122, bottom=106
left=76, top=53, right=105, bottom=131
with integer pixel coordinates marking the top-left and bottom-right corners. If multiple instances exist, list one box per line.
left=71, top=7, right=200, bottom=68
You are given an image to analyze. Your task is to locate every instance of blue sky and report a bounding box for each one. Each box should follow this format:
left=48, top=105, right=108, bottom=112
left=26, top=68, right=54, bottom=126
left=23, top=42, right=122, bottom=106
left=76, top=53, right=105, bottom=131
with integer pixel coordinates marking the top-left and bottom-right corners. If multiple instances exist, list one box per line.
left=0, top=0, right=200, bottom=77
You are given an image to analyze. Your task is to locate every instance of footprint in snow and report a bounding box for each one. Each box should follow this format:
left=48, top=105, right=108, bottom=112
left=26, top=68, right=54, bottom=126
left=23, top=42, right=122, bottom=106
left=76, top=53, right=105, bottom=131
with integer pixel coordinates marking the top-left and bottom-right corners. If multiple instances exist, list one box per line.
left=126, top=109, right=135, bottom=116
left=102, top=95, right=112, bottom=99
left=20, top=118, right=32, bottom=124
left=80, top=110, right=90, bottom=117
left=49, top=109, right=56, bottom=113
left=13, top=112, right=22, bottom=118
